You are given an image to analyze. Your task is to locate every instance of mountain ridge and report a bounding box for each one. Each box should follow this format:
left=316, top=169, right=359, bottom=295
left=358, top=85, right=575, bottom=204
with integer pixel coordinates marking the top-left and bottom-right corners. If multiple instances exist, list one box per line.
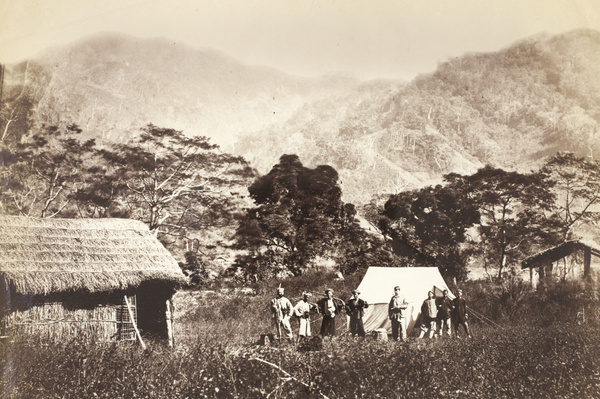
left=1, top=30, right=598, bottom=204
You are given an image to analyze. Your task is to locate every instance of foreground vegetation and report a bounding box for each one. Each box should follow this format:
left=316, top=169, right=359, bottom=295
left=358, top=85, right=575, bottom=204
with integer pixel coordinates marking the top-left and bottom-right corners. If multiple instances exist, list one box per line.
left=2, top=276, right=599, bottom=398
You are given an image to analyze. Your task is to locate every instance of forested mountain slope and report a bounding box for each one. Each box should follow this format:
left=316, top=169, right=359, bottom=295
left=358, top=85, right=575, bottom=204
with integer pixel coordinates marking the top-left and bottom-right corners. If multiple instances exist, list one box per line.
left=1, top=30, right=598, bottom=205
left=1, top=32, right=362, bottom=148
left=236, top=29, right=600, bottom=203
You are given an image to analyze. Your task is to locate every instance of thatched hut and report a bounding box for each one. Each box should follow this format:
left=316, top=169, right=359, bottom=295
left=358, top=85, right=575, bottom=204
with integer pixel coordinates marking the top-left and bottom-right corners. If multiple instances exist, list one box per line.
left=0, top=216, right=185, bottom=345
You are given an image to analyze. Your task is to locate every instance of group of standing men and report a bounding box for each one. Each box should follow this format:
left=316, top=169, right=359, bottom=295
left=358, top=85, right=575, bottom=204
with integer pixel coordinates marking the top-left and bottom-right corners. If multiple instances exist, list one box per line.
left=270, top=287, right=368, bottom=342
left=270, top=285, right=471, bottom=342
left=390, top=287, right=471, bottom=342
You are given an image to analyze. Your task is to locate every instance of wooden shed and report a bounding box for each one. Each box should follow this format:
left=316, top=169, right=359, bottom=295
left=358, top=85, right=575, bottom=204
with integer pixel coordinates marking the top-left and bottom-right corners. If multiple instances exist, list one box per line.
left=0, top=216, right=185, bottom=345
left=522, top=240, right=600, bottom=288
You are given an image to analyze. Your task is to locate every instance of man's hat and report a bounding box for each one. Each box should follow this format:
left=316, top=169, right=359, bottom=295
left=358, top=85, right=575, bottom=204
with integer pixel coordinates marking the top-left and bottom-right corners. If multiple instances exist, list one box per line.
left=302, top=291, right=312, bottom=297
left=325, top=288, right=333, bottom=293
left=394, top=286, right=401, bottom=290
left=353, top=289, right=360, bottom=294
left=277, top=287, right=284, bottom=294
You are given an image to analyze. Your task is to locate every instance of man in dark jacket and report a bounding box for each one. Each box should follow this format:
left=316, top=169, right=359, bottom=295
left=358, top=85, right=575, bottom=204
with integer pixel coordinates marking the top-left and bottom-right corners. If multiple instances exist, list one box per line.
left=346, top=289, right=369, bottom=338
left=436, top=289, right=453, bottom=337
left=452, top=289, right=472, bottom=338
left=318, top=288, right=344, bottom=338
left=418, top=290, right=438, bottom=339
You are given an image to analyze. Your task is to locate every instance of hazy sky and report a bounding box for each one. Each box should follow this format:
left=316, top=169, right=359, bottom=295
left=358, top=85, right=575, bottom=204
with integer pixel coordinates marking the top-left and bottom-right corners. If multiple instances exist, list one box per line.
left=1, top=0, right=599, bottom=80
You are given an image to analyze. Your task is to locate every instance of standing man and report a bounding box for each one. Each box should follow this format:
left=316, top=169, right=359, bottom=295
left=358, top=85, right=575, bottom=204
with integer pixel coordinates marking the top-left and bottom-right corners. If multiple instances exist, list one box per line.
left=318, top=288, right=344, bottom=338
left=436, top=289, right=453, bottom=337
left=388, top=286, right=408, bottom=341
left=270, top=287, right=294, bottom=342
left=294, top=291, right=317, bottom=341
left=418, top=291, right=438, bottom=339
left=346, top=289, right=369, bottom=338
left=453, top=289, right=472, bottom=338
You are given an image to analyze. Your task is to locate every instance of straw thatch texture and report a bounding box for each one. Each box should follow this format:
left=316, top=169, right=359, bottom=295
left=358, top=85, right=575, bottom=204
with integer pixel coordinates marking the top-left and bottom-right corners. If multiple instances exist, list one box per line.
left=3, top=302, right=122, bottom=341
left=0, top=216, right=185, bottom=296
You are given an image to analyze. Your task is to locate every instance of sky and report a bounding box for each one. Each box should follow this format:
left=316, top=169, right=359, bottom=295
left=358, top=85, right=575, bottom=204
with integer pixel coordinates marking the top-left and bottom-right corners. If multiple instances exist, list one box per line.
left=1, top=0, right=599, bottom=80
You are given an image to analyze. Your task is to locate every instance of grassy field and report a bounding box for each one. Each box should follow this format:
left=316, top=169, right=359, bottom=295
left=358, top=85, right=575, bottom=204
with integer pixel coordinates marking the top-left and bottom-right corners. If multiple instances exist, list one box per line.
left=2, top=274, right=600, bottom=398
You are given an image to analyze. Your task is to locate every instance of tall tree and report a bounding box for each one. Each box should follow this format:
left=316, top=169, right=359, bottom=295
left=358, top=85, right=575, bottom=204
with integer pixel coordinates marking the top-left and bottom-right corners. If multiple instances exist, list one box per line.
left=541, top=152, right=600, bottom=240
left=234, top=155, right=350, bottom=277
left=446, top=166, right=563, bottom=278
left=98, top=124, right=254, bottom=246
left=0, top=123, right=95, bottom=218
left=380, top=184, right=479, bottom=280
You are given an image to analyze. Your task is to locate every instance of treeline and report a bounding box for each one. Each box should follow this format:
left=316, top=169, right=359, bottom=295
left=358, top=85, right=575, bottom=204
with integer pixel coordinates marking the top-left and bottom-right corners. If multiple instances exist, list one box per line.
left=1, top=123, right=599, bottom=284
left=0, top=122, right=396, bottom=282
left=231, top=152, right=600, bottom=283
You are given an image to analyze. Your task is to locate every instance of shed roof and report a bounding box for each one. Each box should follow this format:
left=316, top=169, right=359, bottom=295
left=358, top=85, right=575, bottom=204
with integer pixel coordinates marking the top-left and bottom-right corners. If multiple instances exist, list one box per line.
left=0, top=216, right=185, bottom=295
left=522, top=240, right=600, bottom=269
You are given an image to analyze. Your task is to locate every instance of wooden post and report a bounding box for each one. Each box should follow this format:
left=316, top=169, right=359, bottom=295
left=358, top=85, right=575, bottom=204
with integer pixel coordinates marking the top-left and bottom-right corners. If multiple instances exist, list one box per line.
left=166, top=299, right=174, bottom=348
left=529, top=267, right=535, bottom=289
left=584, top=247, right=591, bottom=278
left=124, top=295, right=146, bottom=350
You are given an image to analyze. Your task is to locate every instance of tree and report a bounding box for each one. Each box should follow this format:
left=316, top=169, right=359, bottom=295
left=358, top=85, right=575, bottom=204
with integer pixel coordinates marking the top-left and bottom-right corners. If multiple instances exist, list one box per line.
left=335, top=209, right=403, bottom=275
left=446, top=166, right=563, bottom=279
left=0, top=123, right=96, bottom=218
left=234, top=154, right=356, bottom=278
left=380, top=184, right=479, bottom=281
left=541, top=152, right=600, bottom=240
left=0, top=61, right=41, bottom=145
left=179, top=251, right=209, bottom=286
left=98, top=124, right=255, bottom=246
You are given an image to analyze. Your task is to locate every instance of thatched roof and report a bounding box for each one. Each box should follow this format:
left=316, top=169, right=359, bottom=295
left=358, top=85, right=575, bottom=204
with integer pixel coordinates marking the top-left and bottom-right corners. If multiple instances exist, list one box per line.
left=0, top=216, right=185, bottom=295
left=522, top=240, right=600, bottom=269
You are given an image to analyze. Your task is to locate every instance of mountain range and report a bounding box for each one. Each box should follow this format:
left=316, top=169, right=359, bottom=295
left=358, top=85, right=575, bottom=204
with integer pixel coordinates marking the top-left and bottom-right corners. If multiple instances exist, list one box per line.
left=2, top=29, right=599, bottom=204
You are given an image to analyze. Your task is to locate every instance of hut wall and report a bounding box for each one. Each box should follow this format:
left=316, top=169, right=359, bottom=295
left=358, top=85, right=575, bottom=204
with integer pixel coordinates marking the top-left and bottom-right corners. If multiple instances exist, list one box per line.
left=2, top=301, right=120, bottom=341
left=1, top=292, right=138, bottom=342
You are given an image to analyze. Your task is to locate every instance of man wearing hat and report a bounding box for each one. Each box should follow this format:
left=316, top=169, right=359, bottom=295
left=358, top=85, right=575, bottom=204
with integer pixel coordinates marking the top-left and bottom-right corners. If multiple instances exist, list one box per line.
left=317, top=288, right=344, bottom=338
left=294, top=291, right=317, bottom=340
left=346, top=289, right=369, bottom=338
left=388, top=286, right=408, bottom=341
left=452, top=289, right=472, bottom=338
left=270, top=287, right=294, bottom=341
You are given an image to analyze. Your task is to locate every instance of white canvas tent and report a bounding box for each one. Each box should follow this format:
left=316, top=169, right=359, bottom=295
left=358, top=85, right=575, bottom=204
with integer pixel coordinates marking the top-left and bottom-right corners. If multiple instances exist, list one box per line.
left=355, top=266, right=455, bottom=335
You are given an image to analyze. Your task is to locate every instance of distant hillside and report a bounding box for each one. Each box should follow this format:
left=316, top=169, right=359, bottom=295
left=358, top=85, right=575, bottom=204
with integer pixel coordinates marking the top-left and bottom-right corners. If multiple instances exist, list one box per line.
left=1, top=32, right=362, bottom=149
left=1, top=30, right=599, bottom=204
left=236, top=29, right=600, bottom=203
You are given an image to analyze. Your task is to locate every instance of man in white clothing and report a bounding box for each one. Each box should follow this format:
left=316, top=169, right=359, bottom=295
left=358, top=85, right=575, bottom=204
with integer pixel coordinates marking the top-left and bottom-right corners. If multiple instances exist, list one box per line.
left=270, top=287, right=294, bottom=341
left=294, top=291, right=316, bottom=340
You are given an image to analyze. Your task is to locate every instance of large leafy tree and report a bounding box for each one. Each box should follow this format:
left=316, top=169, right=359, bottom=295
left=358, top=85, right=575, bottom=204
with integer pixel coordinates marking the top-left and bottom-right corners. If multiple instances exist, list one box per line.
left=541, top=152, right=600, bottom=240
left=446, top=166, right=564, bottom=278
left=380, top=184, right=479, bottom=281
left=97, top=124, right=255, bottom=247
left=234, top=154, right=366, bottom=279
